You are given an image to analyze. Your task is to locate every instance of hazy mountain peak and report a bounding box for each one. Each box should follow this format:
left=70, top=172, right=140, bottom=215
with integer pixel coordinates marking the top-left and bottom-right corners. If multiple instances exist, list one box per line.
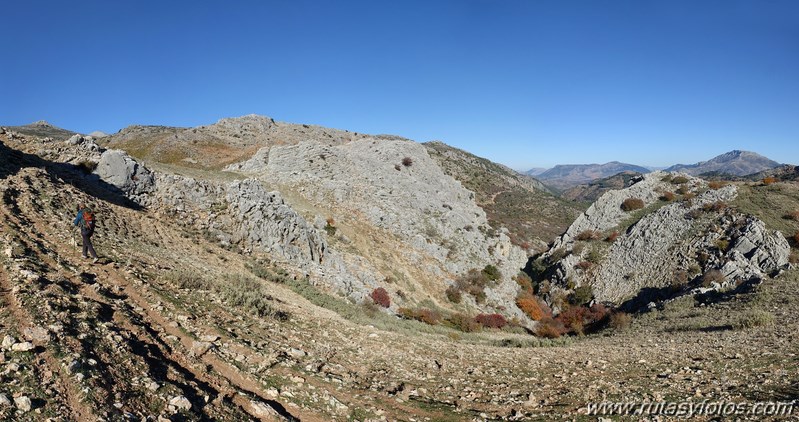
left=666, top=150, right=780, bottom=176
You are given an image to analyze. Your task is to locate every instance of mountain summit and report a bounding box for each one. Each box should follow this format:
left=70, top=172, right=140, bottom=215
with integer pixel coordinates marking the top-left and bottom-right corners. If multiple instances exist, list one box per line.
left=665, top=150, right=781, bottom=176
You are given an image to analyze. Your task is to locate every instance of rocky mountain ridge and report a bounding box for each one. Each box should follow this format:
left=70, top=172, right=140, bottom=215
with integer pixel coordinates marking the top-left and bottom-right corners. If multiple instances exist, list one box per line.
left=665, top=150, right=781, bottom=176
left=536, top=172, right=790, bottom=308
left=5, top=123, right=532, bottom=324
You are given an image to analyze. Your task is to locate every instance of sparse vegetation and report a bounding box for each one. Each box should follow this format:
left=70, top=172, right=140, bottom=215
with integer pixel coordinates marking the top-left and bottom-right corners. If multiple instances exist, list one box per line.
left=708, top=181, right=727, bottom=190
left=605, top=231, right=619, bottom=242
left=703, top=201, right=728, bottom=212
left=398, top=307, right=441, bottom=325
left=401, top=156, right=413, bottom=167
left=733, top=309, right=775, bottom=329
left=660, top=191, right=675, bottom=201
left=621, top=197, right=645, bottom=211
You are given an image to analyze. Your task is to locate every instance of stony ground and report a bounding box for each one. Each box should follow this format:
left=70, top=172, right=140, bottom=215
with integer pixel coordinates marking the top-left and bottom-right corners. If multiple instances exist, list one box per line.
left=1, top=136, right=799, bottom=421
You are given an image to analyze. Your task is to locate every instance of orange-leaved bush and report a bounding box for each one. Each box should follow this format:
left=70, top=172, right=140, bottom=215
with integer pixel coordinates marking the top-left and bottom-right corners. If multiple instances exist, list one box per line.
left=516, top=291, right=550, bottom=321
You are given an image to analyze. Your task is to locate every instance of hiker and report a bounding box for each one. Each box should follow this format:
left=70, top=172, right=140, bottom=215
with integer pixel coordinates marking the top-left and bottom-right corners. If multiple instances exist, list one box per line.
left=73, top=203, right=99, bottom=263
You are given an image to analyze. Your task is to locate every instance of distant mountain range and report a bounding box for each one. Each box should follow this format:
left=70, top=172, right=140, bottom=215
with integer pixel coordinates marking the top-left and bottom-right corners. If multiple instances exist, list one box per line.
left=664, top=150, right=781, bottom=176
left=532, top=162, right=651, bottom=191
left=525, top=150, right=784, bottom=192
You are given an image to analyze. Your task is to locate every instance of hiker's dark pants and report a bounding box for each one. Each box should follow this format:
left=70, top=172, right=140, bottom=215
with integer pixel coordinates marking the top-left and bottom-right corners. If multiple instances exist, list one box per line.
left=81, top=227, right=97, bottom=258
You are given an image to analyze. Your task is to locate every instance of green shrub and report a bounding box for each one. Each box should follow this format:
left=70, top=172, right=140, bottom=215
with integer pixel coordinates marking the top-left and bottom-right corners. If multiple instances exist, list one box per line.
left=671, top=176, right=690, bottom=184
left=570, top=284, right=594, bottom=305
left=481, top=264, right=501, bottom=282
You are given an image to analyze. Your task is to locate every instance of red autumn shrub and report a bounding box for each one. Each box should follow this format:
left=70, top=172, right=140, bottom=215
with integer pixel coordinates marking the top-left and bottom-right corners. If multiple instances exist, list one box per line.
left=370, top=287, right=390, bottom=308
left=660, top=191, right=675, bottom=201
left=474, top=313, right=507, bottom=329
left=605, top=231, right=619, bottom=242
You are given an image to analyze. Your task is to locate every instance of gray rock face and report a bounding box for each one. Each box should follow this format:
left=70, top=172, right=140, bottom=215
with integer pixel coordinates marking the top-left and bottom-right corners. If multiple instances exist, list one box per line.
left=541, top=172, right=790, bottom=306
left=225, top=179, right=327, bottom=265
left=95, top=149, right=155, bottom=197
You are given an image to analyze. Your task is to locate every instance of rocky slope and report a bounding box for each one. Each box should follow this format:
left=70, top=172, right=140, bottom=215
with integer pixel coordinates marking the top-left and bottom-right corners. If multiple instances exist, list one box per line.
left=424, top=142, right=584, bottom=251
left=3, top=125, right=799, bottom=421
left=536, top=172, right=790, bottom=308
left=666, top=150, right=781, bottom=177
left=536, top=161, right=651, bottom=191
left=8, top=121, right=533, bottom=325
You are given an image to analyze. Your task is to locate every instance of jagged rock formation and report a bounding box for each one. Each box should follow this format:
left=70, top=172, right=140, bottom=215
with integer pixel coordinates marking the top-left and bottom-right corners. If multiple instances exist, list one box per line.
left=666, top=150, right=781, bottom=176
left=224, top=132, right=529, bottom=315
left=539, top=172, right=790, bottom=307
left=536, top=161, right=651, bottom=191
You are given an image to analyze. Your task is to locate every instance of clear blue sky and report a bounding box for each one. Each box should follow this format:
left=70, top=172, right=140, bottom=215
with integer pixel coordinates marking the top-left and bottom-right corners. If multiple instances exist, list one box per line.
left=2, top=0, right=797, bottom=169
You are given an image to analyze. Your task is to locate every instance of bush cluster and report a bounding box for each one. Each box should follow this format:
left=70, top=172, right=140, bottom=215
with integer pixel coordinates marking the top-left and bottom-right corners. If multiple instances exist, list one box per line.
left=762, top=177, right=778, bottom=185
left=398, top=307, right=441, bottom=325
left=671, top=176, right=690, bottom=184
left=447, top=265, right=503, bottom=304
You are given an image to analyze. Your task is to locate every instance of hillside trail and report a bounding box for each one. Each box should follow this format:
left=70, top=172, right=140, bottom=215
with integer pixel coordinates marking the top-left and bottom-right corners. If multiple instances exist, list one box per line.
left=0, top=168, right=301, bottom=420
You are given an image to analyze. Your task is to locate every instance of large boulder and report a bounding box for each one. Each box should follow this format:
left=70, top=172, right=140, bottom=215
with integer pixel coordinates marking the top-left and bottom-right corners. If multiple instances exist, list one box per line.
left=95, top=149, right=155, bottom=196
